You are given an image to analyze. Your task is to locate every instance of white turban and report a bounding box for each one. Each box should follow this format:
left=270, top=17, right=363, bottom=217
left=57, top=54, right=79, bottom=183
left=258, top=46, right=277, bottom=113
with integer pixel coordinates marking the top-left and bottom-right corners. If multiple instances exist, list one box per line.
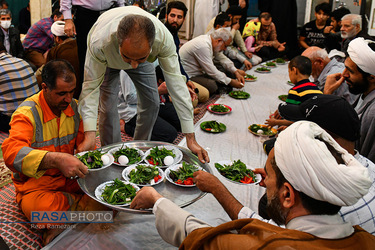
left=274, top=121, right=371, bottom=206
left=347, top=37, right=375, bottom=76
left=51, top=21, right=66, bottom=37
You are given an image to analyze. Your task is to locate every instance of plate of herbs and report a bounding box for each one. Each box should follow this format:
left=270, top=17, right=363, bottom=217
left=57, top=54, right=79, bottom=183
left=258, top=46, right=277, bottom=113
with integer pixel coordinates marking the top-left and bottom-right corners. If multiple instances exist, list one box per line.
left=207, top=104, right=232, bottom=114
left=264, top=61, right=276, bottom=67
left=165, top=162, right=203, bottom=187
left=108, top=145, right=144, bottom=166
left=122, top=164, right=164, bottom=186
left=275, top=58, right=286, bottom=65
left=255, top=67, right=271, bottom=73
left=95, top=179, right=139, bottom=206
left=200, top=121, right=226, bottom=133
left=215, top=160, right=260, bottom=185
left=278, top=95, right=288, bottom=102
left=228, top=90, right=250, bottom=99
left=144, top=145, right=182, bottom=168
left=76, top=150, right=114, bottom=171
left=248, top=124, right=277, bottom=137
left=244, top=74, right=257, bottom=82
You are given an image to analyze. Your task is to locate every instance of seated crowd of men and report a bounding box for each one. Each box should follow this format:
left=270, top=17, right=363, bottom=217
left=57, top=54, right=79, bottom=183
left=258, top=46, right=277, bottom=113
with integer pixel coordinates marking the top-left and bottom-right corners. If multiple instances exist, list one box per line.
left=0, top=0, right=375, bottom=248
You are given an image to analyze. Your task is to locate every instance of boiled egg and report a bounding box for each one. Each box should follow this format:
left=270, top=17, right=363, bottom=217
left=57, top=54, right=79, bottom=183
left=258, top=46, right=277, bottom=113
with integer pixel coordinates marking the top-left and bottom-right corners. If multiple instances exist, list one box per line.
left=101, top=155, right=110, bottom=165
left=163, top=155, right=174, bottom=166
left=118, top=155, right=129, bottom=165
left=257, top=129, right=264, bottom=134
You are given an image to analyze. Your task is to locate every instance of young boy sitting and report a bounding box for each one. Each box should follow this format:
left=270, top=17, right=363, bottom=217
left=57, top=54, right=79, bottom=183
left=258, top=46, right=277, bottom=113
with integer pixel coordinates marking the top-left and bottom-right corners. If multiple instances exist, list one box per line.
left=266, top=55, right=322, bottom=127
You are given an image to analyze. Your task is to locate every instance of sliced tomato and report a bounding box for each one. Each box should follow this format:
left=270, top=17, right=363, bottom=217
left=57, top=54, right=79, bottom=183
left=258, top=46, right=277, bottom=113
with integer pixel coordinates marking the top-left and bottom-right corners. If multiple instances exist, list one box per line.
left=183, top=177, right=194, bottom=185
left=154, top=175, right=161, bottom=182
left=148, top=158, right=159, bottom=165
left=175, top=179, right=183, bottom=184
left=240, top=176, right=253, bottom=184
left=206, top=128, right=212, bottom=131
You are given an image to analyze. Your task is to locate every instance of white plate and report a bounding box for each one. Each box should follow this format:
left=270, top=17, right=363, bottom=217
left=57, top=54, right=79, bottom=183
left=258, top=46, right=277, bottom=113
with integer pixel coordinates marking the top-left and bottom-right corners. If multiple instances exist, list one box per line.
left=165, top=163, right=203, bottom=187
left=122, top=164, right=165, bottom=186
left=95, top=180, right=140, bottom=207
left=143, top=145, right=183, bottom=168
left=255, top=69, right=271, bottom=74
left=108, top=146, right=144, bottom=166
left=215, top=160, right=261, bottom=185
left=76, top=151, right=114, bottom=171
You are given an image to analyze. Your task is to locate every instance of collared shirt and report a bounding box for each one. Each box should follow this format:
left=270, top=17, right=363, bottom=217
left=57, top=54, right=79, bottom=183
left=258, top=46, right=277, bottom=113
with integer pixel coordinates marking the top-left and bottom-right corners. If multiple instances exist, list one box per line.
left=180, top=34, right=234, bottom=85
left=60, top=0, right=125, bottom=19
left=22, top=17, right=54, bottom=53
left=0, top=53, right=38, bottom=116
left=79, top=6, right=193, bottom=133
left=1, top=28, right=10, bottom=53
left=339, top=153, right=375, bottom=235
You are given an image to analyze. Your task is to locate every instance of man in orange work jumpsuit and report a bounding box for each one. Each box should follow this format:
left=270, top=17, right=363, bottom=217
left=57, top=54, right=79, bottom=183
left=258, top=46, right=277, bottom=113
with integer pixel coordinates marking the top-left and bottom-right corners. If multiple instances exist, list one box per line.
left=1, top=60, right=107, bottom=245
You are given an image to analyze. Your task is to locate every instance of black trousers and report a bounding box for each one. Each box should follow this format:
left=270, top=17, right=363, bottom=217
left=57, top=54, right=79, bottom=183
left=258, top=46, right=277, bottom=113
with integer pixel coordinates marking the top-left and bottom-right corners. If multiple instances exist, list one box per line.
left=0, top=113, right=11, bottom=133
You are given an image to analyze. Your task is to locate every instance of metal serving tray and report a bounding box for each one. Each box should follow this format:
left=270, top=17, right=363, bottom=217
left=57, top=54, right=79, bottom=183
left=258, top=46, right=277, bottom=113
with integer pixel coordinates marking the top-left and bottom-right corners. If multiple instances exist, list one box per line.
left=78, top=141, right=212, bottom=214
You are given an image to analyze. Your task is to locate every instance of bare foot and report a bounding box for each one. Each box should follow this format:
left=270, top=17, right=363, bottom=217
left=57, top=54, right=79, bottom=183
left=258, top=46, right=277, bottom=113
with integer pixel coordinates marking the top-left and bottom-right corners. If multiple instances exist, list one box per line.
left=194, top=108, right=201, bottom=115
left=42, top=227, right=65, bottom=246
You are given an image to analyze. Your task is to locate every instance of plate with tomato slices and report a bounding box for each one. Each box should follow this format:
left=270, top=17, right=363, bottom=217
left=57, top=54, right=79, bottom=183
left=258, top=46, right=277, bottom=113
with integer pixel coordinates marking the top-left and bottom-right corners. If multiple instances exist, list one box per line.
left=143, top=145, right=183, bottom=168
left=207, top=104, right=232, bottom=115
left=165, top=162, right=203, bottom=187
left=122, top=164, right=165, bottom=186
left=215, top=160, right=261, bottom=185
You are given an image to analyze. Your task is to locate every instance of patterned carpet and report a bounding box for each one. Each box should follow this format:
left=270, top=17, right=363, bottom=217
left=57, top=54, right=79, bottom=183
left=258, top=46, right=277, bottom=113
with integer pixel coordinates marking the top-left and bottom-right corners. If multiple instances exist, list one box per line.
left=0, top=94, right=220, bottom=249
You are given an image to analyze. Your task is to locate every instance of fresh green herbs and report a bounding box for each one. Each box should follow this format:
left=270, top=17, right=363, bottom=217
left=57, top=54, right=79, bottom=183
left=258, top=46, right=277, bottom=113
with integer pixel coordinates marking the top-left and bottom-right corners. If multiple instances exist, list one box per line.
left=210, top=104, right=230, bottom=113
left=256, top=66, right=271, bottom=72
left=244, top=74, right=257, bottom=80
left=215, top=160, right=257, bottom=184
left=265, top=62, right=276, bottom=67
left=129, top=165, right=161, bottom=185
left=146, top=147, right=175, bottom=166
left=169, top=162, right=199, bottom=185
left=77, top=150, right=104, bottom=169
left=200, top=121, right=226, bottom=133
left=275, top=58, right=285, bottom=64
left=101, top=179, right=137, bottom=205
left=249, top=124, right=276, bottom=136
left=112, top=146, right=141, bottom=165
left=228, top=91, right=250, bottom=99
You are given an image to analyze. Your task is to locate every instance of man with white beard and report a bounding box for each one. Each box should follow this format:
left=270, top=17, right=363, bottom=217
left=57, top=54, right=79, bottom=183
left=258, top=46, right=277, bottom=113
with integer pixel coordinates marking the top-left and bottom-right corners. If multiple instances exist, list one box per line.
left=340, top=14, right=374, bottom=53
left=179, top=28, right=245, bottom=95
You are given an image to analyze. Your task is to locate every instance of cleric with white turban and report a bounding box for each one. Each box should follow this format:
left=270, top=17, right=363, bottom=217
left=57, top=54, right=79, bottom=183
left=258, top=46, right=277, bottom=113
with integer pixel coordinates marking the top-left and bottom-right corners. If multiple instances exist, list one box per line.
left=275, top=121, right=371, bottom=206
left=347, top=37, right=375, bottom=76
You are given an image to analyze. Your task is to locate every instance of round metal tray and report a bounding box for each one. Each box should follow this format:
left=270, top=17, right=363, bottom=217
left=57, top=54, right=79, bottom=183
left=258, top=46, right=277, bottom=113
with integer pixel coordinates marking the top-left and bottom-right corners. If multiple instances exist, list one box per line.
left=78, top=141, right=212, bottom=214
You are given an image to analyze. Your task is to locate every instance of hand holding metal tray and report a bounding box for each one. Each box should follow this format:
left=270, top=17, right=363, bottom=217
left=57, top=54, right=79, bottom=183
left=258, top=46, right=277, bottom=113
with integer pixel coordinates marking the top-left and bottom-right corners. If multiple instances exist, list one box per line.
left=78, top=141, right=212, bottom=214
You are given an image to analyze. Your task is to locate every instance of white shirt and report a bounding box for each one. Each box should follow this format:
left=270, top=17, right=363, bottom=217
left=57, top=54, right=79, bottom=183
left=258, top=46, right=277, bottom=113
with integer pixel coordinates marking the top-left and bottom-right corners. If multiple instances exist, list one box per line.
left=179, top=34, right=235, bottom=85
left=79, top=6, right=193, bottom=133
left=60, top=0, right=125, bottom=19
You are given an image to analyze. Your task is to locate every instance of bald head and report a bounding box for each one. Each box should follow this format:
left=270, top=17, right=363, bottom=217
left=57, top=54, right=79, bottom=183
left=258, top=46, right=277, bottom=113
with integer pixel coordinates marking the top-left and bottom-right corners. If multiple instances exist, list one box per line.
left=302, top=47, right=330, bottom=80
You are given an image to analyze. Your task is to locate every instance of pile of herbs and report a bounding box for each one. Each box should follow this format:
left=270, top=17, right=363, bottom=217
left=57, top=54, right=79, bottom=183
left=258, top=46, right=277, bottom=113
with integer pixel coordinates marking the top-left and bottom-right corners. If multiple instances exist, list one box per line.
left=112, top=146, right=141, bottom=165
left=265, top=62, right=276, bottom=67
left=249, top=124, right=276, bottom=136
left=256, top=66, right=271, bottom=72
left=228, top=91, right=250, bottom=99
left=101, top=178, right=137, bottom=205
left=169, top=162, right=199, bottom=185
left=215, top=160, right=257, bottom=184
left=146, top=147, right=175, bottom=166
left=200, top=121, right=226, bottom=133
left=77, top=150, right=104, bottom=169
left=129, top=164, right=161, bottom=185
left=211, top=104, right=229, bottom=113
left=275, top=58, right=285, bottom=64
left=244, top=74, right=257, bottom=80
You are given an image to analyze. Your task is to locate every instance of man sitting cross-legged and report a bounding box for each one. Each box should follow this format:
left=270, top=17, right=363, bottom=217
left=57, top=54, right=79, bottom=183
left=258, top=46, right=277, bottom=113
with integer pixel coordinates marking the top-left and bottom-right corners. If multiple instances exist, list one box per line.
left=130, top=121, right=375, bottom=248
left=1, top=60, right=108, bottom=245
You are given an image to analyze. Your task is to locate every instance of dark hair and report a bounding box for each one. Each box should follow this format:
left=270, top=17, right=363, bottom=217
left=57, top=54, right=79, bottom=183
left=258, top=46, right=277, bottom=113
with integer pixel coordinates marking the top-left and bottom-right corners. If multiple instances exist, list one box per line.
left=0, top=0, right=8, bottom=8
left=289, top=55, right=312, bottom=76
left=331, top=7, right=350, bottom=21
left=167, top=1, right=188, bottom=17
left=133, top=0, right=146, bottom=9
left=117, top=14, right=155, bottom=48
left=51, top=9, right=63, bottom=19
left=0, top=41, right=6, bottom=53
left=259, top=12, right=272, bottom=21
left=315, top=2, right=331, bottom=15
left=271, top=155, right=341, bottom=216
left=226, top=5, right=242, bottom=16
left=155, top=65, right=165, bottom=82
left=42, top=60, right=75, bottom=89
left=214, top=13, right=231, bottom=27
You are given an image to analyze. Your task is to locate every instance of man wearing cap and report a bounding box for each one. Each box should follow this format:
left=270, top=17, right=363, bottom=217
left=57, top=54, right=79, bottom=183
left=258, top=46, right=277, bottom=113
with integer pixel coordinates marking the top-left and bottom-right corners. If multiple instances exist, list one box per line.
left=301, top=46, right=356, bottom=104
left=130, top=121, right=375, bottom=248
left=46, top=20, right=80, bottom=99
left=324, top=37, right=375, bottom=163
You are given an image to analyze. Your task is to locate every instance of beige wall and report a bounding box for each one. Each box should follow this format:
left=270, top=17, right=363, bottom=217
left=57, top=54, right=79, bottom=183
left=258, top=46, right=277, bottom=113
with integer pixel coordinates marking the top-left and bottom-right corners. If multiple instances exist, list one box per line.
left=30, top=0, right=52, bottom=25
